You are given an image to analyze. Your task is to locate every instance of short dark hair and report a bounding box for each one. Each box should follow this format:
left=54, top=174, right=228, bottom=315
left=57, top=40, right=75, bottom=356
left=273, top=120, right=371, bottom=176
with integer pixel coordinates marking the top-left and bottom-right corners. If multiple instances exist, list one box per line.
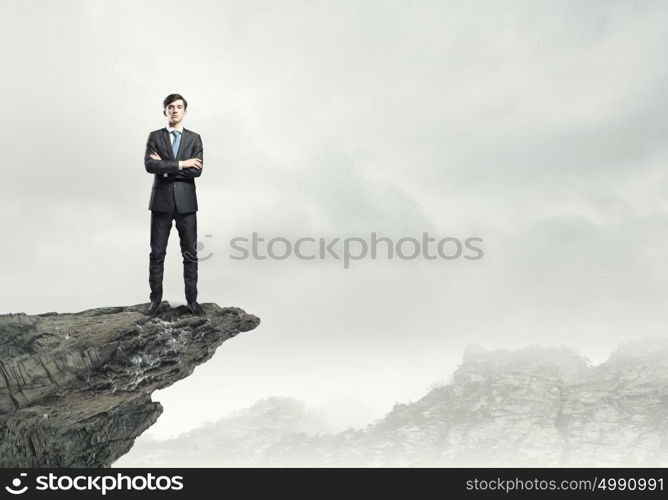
left=163, top=93, right=188, bottom=110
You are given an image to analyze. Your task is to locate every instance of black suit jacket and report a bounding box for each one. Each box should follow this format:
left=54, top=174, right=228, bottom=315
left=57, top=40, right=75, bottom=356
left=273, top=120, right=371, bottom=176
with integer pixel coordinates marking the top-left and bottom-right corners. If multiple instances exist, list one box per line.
left=144, top=127, right=203, bottom=213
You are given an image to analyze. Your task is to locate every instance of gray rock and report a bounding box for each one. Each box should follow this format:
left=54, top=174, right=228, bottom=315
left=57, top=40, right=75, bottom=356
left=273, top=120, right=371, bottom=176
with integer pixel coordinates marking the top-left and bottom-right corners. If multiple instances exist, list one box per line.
left=0, top=302, right=260, bottom=467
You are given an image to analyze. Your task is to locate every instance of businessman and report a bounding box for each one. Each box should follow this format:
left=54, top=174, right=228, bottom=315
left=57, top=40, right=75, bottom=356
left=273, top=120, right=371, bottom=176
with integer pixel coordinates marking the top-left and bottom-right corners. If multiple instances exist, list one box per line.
left=143, top=93, right=205, bottom=316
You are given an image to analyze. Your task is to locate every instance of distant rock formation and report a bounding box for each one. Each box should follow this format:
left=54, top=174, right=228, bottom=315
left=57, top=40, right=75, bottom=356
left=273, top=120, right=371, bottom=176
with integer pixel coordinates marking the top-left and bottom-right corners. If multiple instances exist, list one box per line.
left=0, top=302, right=260, bottom=467
left=118, top=339, right=668, bottom=467
left=117, top=397, right=333, bottom=467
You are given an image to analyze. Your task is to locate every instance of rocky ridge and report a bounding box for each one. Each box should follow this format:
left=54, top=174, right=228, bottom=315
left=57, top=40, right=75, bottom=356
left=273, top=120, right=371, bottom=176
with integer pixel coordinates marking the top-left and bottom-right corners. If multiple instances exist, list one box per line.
left=120, top=339, right=668, bottom=467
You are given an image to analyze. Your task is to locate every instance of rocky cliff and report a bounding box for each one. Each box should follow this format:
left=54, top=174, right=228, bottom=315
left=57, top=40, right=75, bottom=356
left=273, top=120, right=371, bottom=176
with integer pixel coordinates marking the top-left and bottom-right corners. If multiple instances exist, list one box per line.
left=0, top=302, right=260, bottom=467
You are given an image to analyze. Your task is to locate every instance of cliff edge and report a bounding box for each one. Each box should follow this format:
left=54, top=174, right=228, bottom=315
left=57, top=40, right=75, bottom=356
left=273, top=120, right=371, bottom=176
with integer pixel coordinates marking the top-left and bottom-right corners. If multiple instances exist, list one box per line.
left=0, top=302, right=260, bottom=467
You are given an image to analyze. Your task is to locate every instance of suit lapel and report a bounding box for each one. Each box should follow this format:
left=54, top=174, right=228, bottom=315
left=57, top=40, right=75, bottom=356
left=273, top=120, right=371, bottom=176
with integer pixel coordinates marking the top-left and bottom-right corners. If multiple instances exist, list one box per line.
left=160, top=128, right=174, bottom=160
left=177, top=128, right=192, bottom=159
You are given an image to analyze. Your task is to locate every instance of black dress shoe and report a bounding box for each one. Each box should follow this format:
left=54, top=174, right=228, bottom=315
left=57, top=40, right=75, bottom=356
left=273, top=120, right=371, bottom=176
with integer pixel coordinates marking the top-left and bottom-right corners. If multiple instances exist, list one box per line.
left=187, top=301, right=205, bottom=316
left=144, top=301, right=160, bottom=316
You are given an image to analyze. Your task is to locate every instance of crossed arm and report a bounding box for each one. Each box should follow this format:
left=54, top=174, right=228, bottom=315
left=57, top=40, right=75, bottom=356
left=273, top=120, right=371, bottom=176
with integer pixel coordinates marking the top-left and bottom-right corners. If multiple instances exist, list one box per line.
left=144, top=133, right=203, bottom=179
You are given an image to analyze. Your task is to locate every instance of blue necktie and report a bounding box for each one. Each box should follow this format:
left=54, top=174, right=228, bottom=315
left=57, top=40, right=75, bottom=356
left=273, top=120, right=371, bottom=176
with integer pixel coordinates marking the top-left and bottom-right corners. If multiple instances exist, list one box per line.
left=171, top=130, right=181, bottom=158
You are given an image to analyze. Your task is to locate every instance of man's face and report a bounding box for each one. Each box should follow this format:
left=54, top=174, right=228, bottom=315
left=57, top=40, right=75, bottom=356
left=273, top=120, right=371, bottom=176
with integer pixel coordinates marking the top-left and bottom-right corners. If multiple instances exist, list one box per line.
left=164, top=99, right=187, bottom=125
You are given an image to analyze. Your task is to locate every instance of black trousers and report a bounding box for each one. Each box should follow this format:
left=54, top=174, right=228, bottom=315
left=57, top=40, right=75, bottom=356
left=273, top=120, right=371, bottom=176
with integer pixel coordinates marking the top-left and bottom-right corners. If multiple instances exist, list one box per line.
left=149, top=208, right=198, bottom=303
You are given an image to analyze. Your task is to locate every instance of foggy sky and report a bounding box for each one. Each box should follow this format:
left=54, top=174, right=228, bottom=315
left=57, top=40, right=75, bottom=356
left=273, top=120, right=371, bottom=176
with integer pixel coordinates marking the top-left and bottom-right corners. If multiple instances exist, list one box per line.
left=2, top=0, right=668, bottom=437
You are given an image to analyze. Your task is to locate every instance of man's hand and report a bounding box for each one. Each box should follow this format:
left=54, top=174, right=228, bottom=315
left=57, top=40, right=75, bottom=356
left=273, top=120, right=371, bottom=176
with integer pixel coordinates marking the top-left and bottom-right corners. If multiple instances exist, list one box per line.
left=150, top=152, right=161, bottom=160
left=182, top=158, right=202, bottom=169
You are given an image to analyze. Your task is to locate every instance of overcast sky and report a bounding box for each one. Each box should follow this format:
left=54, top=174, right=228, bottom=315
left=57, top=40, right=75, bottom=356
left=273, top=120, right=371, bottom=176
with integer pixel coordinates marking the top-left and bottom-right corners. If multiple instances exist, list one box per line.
left=2, top=0, right=668, bottom=438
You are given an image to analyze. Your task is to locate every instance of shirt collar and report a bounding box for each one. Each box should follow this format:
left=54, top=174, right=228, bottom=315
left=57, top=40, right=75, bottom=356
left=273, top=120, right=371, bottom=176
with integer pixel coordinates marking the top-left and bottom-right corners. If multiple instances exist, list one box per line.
left=166, top=124, right=184, bottom=133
